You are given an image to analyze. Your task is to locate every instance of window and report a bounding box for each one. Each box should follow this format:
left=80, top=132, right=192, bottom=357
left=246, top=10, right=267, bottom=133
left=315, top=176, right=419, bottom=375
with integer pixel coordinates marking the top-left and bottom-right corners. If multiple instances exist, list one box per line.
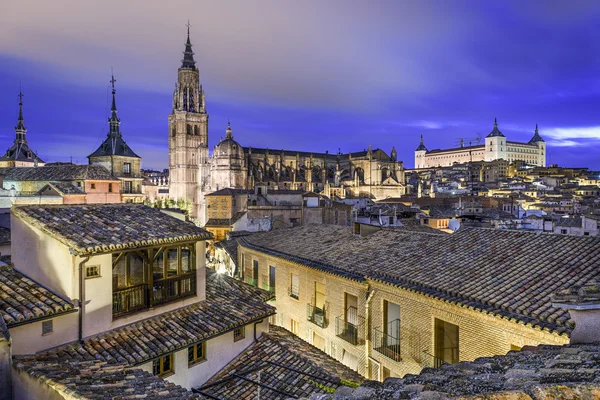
left=268, top=265, right=276, bottom=292
left=289, top=273, right=299, bottom=299
left=315, top=282, right=325, bottom=310
left=124, top=181, right=132, bottom=193
left=233, top=326, right=245, bottom=342
left=124, top=162, right=131, bottom=175
left=561, top=229, right=567, bottom=234
left=291, top=319, right=299, bottom=335
left=152, top=354, right=174, bottom=377
left=108, top=183, right=113, bottom=193
left=434, top=318, right=459, bottom=366
left=188, top=342, right=206, bottom=366
left=313, top=332, right=325, bottom=351
left=85, top=265, right=101, bottom=279
left=90, top=183, right=96, bottom=190
left=42, top=320, right=53, bottom=335
left=584, top=232, right=590, bottom=236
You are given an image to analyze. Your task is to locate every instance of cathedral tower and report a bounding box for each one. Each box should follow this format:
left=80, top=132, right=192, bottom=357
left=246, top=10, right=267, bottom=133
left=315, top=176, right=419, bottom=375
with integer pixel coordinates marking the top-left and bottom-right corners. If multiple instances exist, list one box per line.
left=168, top=23, right=209, bottom=220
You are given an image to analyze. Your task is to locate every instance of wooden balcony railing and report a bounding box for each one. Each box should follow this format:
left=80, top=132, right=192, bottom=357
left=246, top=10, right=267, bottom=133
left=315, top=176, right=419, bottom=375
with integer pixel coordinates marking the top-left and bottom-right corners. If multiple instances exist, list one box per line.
left=112, top=283, right=149, bottom=318
left=112, top=273, right=196, bottom=319
left=153, top=273, right=197, bottom=306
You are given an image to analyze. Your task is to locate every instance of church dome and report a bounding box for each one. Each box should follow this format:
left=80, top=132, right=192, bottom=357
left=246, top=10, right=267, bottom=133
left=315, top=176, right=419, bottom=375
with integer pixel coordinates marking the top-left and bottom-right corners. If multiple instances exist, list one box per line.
left=214, top=122, right=244, bottom=159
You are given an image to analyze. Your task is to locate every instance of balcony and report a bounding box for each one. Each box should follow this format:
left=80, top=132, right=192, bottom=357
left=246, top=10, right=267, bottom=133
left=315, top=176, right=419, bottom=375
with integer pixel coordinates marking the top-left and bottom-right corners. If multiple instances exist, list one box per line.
left=335, top=315, right=365, bottom=346
left=113, top=283, right=149, bottom=318
left=422, top=351, right=446, bottom=369
left=307, top=304, right=327, bottom=328
left=112, top=273, right=197, bottom=319
left=153, top=273, right=197, bottom=306
left=373, top=326, right=401, bottom=362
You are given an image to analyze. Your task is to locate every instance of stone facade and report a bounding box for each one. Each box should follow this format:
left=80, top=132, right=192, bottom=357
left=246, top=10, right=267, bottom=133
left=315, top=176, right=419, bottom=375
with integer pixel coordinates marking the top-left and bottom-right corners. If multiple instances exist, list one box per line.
left=167, top=31, right=406, bottom=225
left=415, top=120, right=546, bottom=169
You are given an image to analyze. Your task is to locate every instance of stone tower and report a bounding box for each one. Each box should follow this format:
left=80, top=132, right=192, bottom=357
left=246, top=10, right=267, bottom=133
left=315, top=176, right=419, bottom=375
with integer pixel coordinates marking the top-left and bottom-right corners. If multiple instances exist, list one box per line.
left=484, top=118, right=507, bottom=162
left=168, top=24, right=209, bottom=220
left=529, top=124, right=546, bottom=167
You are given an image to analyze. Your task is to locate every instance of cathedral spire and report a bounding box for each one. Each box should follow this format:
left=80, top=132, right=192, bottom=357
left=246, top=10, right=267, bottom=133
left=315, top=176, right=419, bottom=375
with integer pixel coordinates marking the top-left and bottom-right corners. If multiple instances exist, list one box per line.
left=416, top=134, right=427, bottom=151
left=108, top=73, right=121, bottom=137
left=15, top=90, right=26, bottom=136
left=181, top=21, right=196, bottom=69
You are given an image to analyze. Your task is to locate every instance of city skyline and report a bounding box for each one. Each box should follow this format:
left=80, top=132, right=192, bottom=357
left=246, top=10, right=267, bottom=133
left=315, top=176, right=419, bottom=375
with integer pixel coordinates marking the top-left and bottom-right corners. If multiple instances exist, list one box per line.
left=1, top=1, right=600, bottom=169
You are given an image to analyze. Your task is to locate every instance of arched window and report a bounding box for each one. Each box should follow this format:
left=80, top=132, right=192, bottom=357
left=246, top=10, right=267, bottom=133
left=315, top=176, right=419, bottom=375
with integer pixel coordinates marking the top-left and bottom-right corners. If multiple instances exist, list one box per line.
left=194, top=126, right=199, bottom=136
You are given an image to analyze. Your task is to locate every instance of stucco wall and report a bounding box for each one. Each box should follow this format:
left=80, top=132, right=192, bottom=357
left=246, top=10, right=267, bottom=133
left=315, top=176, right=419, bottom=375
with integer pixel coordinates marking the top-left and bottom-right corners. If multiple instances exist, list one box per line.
left=12, top=365, right=65, bottom=400
left=10, top=313, right=79, bottom=355
left=138, top=320, right=269, bottom=390
left=0, top=338, right=11, bottom=400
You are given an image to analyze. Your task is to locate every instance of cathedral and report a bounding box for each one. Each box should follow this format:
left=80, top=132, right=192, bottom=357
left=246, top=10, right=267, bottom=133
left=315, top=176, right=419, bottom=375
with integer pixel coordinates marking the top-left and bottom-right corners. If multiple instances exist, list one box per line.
left=168, top=28, right=406, bottom=225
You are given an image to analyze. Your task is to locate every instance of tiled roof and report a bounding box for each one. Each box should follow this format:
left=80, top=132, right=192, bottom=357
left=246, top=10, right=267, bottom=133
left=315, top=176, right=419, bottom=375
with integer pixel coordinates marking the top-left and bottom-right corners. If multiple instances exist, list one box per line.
left=240, top=225, right=600, bottom=335
left=0, top=264, right=75, bottom=327
left=318, top=342, right=600, bottom=399
left=215, top=238, right=241, bottom=269
left=556, top=217, right=582, bottom=228
left=197, top=326, right=364, bottom=399
left=0, top=142, right=44, bottom=163
left=22, top=269, right=274, bottom=366
left=1, top=165, right=118, bottom=181
left=13, top=359, right=198, bottom=399
left=0, top=226, right=10, bottom=246
left=205, top=211, right=246, bottom=227
left=43, top=182, right=86, bottom=195
left=244, top=147, right=391, bottom=160
left=205, top=188, right=252, bottom=196
left=12, top=204, right=212, bottom=255
left=88, top=135, right=141, bottom=158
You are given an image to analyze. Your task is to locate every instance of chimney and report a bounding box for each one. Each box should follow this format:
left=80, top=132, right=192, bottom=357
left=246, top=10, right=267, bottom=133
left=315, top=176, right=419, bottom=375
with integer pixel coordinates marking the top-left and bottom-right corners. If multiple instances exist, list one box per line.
left=552, top=280, right=600, bottom=344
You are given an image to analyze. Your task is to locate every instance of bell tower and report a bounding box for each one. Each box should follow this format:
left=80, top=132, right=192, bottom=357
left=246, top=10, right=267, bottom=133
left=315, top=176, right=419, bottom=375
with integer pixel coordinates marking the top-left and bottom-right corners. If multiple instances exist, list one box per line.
left=168, top=22, right=209, bottom=221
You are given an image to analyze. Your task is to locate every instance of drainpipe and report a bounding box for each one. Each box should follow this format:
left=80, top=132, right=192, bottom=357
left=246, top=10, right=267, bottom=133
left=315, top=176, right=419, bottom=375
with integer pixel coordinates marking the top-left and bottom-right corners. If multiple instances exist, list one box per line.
left=76, top=253, right=91, bottom=342
left=364, top=288, right=376, bottom=379
left=253, top=319, right=264, bottom=341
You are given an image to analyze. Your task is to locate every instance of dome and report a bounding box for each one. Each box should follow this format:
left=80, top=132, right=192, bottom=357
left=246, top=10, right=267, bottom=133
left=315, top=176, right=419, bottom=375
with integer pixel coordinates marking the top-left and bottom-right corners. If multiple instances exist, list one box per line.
left=213, top=122, right=244, bottom=159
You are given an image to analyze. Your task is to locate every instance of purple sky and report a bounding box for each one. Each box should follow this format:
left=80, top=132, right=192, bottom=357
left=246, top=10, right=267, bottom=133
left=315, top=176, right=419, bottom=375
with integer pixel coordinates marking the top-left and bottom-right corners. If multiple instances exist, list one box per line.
left=1, top=0, right=600, bottom=170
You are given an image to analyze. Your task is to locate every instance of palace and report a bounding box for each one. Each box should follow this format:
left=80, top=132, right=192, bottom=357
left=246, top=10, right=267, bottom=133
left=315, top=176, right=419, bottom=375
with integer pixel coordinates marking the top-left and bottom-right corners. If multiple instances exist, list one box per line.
left=414, top=118, right=546, bottom=169
left=167, top=28, right=406, bottom=225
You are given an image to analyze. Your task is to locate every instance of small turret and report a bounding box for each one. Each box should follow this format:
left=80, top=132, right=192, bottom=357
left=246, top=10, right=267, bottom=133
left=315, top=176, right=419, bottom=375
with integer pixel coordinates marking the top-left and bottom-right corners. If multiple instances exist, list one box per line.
left=415, top=135, right=427, bottom=151
left=391, top=146, right=397, bottom=161
left=181, top=21, right=196, bottom=69
left=529, top=124, right=545, bottom=143
left=487, top=117, right=505, bottom=137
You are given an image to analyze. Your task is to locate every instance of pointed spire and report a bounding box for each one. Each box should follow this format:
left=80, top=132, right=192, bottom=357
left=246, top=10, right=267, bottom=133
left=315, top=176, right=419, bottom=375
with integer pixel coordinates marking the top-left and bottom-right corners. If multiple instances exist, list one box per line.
left=181, top=21, right=196, bottom=69
left=108, top=72, right=121, bottom=137
left=494, top=117, right=498, bottom=128
left=529, top=123, right=545, bottom=143
left=225, top=120, right=233, bottom=139
left=15, top=90, right=26, bottom=132
left=487, top=117, right=505, bottom=137
left=416, top=134, right=427, bottom=151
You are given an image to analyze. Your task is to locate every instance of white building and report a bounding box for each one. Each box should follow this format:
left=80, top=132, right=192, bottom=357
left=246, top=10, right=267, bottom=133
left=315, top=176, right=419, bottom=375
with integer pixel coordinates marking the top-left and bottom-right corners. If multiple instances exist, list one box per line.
left=4, top=204, right=275, bottom=397
left=415, top=119, right=546, bottom=169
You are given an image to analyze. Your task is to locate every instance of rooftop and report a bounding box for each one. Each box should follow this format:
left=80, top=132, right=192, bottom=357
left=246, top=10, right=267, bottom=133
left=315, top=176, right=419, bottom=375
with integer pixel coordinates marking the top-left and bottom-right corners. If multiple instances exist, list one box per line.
left=0, top=264, right=75, bottom=327
left=240, top=226, right=600, bottom=335
left=205, top=211, right=247, bottom=228
left=17, top=269, right=274, bottom=365
left=205, top=188, right=252, bottom=197
left=0, top=165, right=118, bottom=182
left=197, top=326, right=364, bottom=399
left=12, top=204, right=212, bottom=255
left=314, top=342, right=600, bottom=399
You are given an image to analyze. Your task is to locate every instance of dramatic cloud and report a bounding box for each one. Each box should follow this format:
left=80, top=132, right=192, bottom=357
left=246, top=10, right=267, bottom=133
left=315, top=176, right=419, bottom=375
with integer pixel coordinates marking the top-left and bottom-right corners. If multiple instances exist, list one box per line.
left=0, top=0, right=599, bottom=169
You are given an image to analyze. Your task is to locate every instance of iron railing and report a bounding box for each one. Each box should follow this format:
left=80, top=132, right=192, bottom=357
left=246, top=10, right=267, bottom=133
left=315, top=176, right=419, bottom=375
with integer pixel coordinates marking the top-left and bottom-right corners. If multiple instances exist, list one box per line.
left=307, top=304, right=327, bottom=328
left=335, top=307, right=364, bottom=345
left=373, top=319, right=401, bottom=362
left=422, top=351, right=446, bottom=369
left=153, top=273, right=197, bottom=306
left=112, top=283, right=148, bottom=318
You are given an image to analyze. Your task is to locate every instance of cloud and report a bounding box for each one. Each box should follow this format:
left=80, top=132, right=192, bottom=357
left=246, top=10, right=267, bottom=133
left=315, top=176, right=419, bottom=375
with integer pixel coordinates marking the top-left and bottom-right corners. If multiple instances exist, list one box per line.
left=543, top=126, right=600, bottom=147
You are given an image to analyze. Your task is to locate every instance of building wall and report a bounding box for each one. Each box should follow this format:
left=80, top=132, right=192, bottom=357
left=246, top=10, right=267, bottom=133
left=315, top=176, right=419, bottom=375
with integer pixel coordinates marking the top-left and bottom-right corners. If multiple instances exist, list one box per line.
left=0, top=336, right=11, bottom=400
left=237, top=246, right=569, bottom=380
left=12, top=366, right=65, bottom=400
left=10, top=313, right=79, bottom=355
left=138, top=320, right=269, bottom=390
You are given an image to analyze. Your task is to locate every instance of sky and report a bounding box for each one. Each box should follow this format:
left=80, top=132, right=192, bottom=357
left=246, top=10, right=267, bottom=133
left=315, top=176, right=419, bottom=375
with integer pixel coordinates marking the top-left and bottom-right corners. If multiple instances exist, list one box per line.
left=1, top=0, right=600, bottom=170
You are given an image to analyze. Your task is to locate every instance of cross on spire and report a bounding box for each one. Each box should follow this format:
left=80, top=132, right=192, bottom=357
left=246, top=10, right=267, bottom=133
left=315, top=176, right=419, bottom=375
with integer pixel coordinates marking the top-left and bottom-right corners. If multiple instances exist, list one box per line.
left=186, top=20, right=191, bottom=35
left=110, top=73, right=117, bottom=91
left=18, top=91, right=24, bottom=104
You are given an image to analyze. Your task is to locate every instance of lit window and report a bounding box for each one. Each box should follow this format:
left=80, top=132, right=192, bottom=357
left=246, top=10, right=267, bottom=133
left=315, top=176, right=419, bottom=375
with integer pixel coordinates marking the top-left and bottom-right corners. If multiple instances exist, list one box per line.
left=42, top=320, right=53, bottom=335
left=188, top=342, right=206, bottom=366
left=233, top=326, right=245, bottom=342
left=152, top=354, right=174, bottom=377
left=85, top=265, right=101, bottom=279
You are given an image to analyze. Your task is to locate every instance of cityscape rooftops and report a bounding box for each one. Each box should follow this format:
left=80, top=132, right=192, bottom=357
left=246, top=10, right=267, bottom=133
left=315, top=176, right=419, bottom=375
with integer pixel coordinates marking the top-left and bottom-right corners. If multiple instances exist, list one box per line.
left=0, top=165, right=118, bottom=182
left=197, top=325, right=364, bottom=399
left=0, top=263, right=75, bottom=327
left=240, top=225, right=600, bottom=335
left=12, top=204, right=212, bottom=255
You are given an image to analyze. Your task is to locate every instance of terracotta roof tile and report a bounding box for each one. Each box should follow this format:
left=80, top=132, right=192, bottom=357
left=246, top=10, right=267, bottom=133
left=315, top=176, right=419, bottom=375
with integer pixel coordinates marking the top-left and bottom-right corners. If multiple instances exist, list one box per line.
left=12, top=204, right=212, bottom=255
left=0, top=264, right=75, bottom=326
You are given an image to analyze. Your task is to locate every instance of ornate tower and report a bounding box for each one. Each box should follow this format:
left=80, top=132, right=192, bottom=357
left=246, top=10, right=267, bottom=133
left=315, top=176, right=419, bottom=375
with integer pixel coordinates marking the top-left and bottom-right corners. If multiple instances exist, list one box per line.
left=484, top=118, right=507, bottom=162
left=414, top=134, right=427, bottom=169
left=0, top=91, right=45, bottom=167
left=529, top=124, right=546, bottom=167
left=168, top=23, right=209, bottom=220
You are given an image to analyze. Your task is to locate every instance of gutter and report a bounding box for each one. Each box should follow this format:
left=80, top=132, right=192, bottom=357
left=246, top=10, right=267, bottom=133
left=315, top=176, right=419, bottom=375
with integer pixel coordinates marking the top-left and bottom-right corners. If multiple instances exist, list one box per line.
left=253, top=319, right=264, bottom=341
left=76, top=254, right=91, bottom=342
left=364, top=288, right=375, bottom=379
left=6, top=308, right=79, bottom=329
